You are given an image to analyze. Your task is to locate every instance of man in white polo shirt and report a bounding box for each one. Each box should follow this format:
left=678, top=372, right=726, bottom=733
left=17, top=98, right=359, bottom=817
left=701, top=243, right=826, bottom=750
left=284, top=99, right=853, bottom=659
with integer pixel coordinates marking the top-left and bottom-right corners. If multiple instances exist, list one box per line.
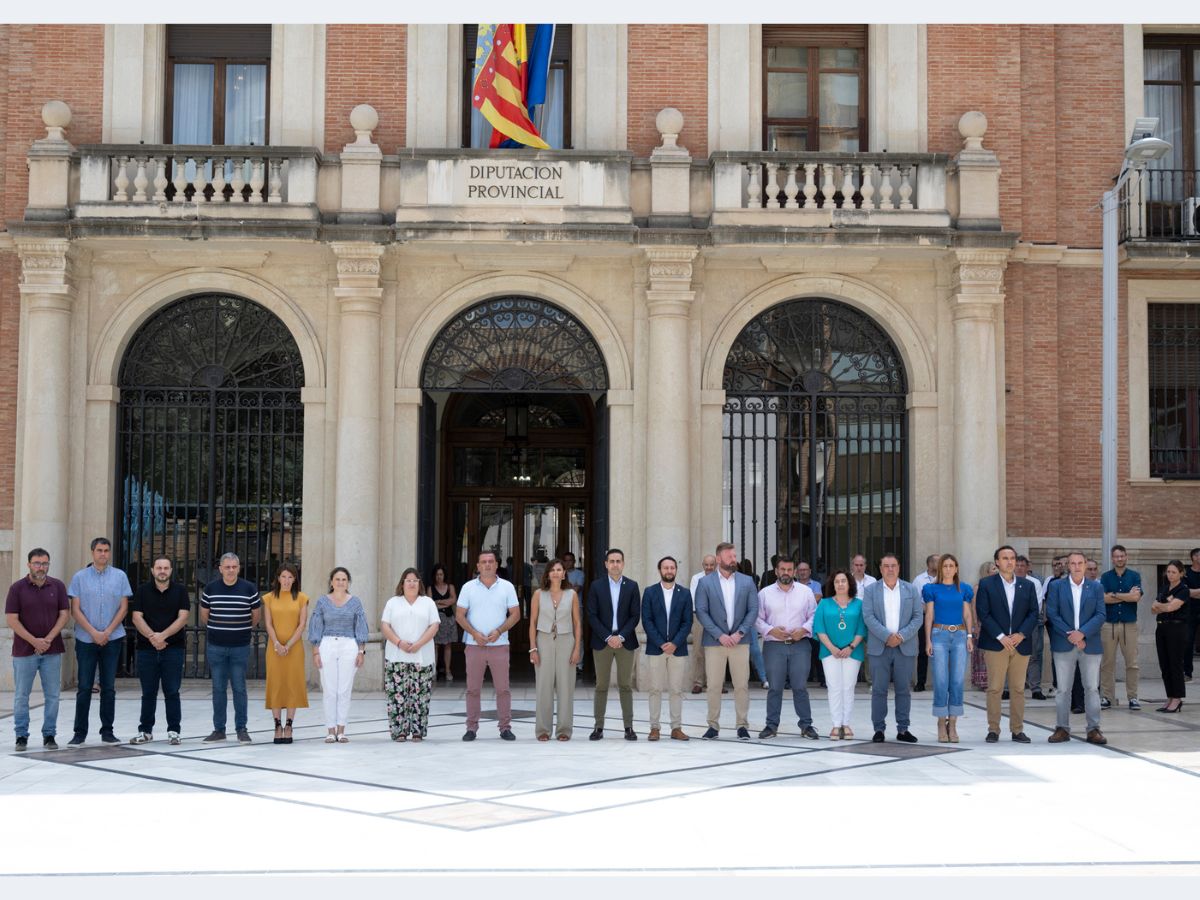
left=455, top=549, right=521, bottom=742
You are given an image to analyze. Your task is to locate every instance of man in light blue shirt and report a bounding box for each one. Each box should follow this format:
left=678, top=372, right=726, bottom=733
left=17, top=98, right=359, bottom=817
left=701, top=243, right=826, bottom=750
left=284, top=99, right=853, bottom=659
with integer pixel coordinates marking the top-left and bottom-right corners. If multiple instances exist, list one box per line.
left=455, top=550, right=521, bottom=742
left=68, top=537, right=132, bottom=746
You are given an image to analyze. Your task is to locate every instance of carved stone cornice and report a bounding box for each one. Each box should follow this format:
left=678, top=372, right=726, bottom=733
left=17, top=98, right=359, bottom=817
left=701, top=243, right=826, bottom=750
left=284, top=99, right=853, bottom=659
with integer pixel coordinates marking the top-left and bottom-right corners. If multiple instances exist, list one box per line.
left=15, top=238, right=76, bottom=309
left=330, top=242, right=385, bottom=313
left=644, top=247, right=698, bottom=318
left=951, top=248, right=1009, bottom=318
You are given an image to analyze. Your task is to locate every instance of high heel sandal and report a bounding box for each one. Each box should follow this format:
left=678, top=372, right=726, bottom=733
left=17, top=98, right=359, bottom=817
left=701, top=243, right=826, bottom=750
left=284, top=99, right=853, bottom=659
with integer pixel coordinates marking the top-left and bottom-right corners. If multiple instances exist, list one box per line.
left=283, top=718, right=293, bottom=744
left=1158, top=700, right=1183, bottom=713
left=273, top=718, right=283, bottom=745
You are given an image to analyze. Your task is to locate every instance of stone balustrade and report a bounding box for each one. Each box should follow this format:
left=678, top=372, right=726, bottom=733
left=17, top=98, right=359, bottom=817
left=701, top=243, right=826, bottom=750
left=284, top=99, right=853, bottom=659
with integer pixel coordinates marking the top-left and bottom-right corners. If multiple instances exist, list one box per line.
left=76, top=145, right=321, bottom=219
left=711, top=151, right=952, bottom=228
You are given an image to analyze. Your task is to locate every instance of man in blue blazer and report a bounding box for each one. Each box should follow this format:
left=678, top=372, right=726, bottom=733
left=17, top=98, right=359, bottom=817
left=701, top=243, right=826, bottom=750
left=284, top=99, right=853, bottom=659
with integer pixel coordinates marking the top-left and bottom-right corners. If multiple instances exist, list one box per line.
left=641, top=556, right=693, bottom=741
left=585, top=548, right=640, bottom=741
left=975, top=545, right=1039, bottom=744
left=1046, top=551, right=1108, bottom=745
left=694, top=542, right=759, bottom=740
left=861, top=553, right=924, bottom=742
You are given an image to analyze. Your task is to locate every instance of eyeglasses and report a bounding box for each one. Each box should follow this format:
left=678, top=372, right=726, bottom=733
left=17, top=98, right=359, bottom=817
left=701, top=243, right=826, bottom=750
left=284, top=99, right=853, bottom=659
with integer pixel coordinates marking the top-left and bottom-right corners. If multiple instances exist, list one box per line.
left=29, top=561, right=50, bottom=568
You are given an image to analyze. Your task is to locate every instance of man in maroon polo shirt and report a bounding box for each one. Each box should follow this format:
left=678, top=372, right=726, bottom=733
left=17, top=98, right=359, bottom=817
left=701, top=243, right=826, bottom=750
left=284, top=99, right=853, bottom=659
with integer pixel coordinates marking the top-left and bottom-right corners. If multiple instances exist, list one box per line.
left=5, top=547, right=70, bottom=751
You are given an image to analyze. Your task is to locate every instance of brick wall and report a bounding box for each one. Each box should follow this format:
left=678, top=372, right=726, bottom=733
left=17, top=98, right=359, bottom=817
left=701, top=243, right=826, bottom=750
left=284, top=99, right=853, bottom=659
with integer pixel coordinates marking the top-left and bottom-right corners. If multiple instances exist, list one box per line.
left=324, top=25, right=406, bottom=152
left=627, top=25, right=707, bottom=158
left=0, top=25, right=104, bottom=532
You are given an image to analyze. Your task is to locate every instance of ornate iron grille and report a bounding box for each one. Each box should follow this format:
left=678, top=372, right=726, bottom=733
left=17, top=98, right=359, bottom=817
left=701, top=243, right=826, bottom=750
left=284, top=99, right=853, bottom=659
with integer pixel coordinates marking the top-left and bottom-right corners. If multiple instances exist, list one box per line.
left=115, top=293, right=305, bottom=677
left=421, top=298, right=609, bottom=392
left=722, top=299, right=907, bottom=580
left=1149, top=303, right=1200, bottom=478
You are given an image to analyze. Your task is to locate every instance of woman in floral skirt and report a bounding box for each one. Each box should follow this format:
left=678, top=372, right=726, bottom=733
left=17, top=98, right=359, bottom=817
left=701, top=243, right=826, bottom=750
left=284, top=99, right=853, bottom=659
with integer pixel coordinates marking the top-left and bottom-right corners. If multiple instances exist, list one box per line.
left=380, top=568, right=441, bottom=741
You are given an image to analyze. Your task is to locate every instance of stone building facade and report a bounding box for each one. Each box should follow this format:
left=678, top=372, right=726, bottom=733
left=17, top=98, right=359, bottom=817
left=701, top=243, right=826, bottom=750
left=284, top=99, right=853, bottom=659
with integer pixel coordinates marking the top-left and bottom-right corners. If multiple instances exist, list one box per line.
left=0, top=24, right=1196, bottom=687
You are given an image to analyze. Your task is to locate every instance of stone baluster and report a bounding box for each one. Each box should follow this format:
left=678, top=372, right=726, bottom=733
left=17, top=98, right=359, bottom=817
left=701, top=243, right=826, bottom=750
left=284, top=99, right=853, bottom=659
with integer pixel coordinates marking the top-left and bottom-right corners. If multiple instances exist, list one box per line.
left=898, top=165, right=914, bottom=209
left=170, top=157, right=186, bottom=201
left=841, top=164, right=856, bottom=209
left=132, top=158, right=149, bottom=202
left=114, top=157, right=130, bottom=201
left=802, top=163, right=817, bottom=208
left=746, top=163, right=761, bottom=209
left=268, top=159, right=283, bottom=203
left=211, top=159, right=228, bottom=202
left=819, top=163, right=834, bottom=209
left=764, top=163, right=780, bottom=209
left=860, top=164, right=876, bottom=209
left=879, top=165, right=895, bottom=209
left=249, top=158, right=265, bottom=204
left=230, top=158, right=247, bottom=202
left=151, top=157, right=168, bottom=202
left=783, top=164, right=799, bottom=208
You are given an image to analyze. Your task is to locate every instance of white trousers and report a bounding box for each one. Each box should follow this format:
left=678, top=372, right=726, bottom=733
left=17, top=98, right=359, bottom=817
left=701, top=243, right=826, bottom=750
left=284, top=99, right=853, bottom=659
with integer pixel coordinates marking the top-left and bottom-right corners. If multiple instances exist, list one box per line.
left=319, top=636, right=358, bottom=728
left=821, top=655, right=862, bottom=727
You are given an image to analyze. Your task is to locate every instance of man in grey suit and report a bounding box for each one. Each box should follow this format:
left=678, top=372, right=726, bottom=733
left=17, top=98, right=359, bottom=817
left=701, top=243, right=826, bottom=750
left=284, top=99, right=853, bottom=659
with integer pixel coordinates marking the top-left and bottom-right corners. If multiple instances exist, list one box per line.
left=861, top=553, right=924, bottom=743
left=694, top=542, right=759, bottom=740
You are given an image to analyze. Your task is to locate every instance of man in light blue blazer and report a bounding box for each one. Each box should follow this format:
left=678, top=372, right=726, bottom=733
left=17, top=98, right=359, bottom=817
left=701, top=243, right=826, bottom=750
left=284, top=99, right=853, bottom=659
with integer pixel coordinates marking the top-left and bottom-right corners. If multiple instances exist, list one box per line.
left=694, top=542, right=759, bottom=740
left=1045, top=551, right=1108, bottom=745
left=861, top=553, right=924, bottom=742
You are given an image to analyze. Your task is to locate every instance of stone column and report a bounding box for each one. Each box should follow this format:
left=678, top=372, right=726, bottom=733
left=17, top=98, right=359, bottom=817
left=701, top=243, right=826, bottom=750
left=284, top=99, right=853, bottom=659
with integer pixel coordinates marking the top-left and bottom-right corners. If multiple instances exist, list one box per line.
left=2, top=239, right=77, bottom=690
left=330, top=242, right=386, bottom=686
left=951, top=250, right=1008, bottom=577
left=643, top=248, right=698, bottom=569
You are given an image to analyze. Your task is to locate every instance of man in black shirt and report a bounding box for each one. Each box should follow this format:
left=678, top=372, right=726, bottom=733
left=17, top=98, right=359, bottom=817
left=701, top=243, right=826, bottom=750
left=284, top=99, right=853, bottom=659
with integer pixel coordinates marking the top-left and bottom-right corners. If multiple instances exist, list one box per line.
left=1185, top=548, right=1200, bottom=680
left=129, top=557, right=190, bottom=745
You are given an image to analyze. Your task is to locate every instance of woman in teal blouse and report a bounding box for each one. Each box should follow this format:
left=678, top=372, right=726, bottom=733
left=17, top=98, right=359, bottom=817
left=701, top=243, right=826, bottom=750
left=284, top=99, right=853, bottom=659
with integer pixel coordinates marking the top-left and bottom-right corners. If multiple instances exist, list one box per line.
left=813, top=569, right=867, bottom=740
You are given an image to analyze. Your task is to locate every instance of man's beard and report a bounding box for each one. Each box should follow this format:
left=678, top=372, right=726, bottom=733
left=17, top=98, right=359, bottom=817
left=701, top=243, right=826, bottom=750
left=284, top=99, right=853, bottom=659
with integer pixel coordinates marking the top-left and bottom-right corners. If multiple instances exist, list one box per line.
left=661, top=573, right=676, bottom=583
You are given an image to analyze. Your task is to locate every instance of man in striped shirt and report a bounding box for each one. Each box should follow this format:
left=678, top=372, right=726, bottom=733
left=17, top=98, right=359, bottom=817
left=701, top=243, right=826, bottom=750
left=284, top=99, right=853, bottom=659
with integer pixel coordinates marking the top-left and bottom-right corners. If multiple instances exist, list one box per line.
left=200, top=552, right=261, bottom=743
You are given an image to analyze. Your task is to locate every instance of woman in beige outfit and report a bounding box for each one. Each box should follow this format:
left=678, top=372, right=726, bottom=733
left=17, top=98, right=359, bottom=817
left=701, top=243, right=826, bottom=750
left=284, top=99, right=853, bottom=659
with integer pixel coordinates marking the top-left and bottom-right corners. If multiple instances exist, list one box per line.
left=529, top=559, right=581, bottom=741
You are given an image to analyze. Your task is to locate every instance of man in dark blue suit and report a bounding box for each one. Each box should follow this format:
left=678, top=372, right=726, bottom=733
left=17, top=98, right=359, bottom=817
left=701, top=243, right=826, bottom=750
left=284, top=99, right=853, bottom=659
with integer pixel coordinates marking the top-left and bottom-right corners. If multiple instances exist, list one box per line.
left=1046, top=551, right=1108, bottom=745
left=975, top=545, right=1039, bottom=744
left=585, top=548, right=640, bottom=741
left=641, top=556, right=693, bottom=741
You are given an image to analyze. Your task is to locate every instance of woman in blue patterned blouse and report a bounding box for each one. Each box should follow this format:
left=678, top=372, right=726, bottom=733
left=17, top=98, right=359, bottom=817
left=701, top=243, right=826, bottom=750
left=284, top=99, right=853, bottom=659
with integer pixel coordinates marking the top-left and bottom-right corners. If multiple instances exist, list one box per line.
left=307, top=567, right=369, bottom=744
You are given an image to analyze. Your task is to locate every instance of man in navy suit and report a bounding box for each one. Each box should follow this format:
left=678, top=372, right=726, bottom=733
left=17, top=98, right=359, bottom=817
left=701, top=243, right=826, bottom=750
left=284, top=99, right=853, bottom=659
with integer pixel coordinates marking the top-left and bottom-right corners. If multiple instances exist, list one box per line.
left=1046, top=551, right=1108, bottom=745
left=585, top=548, right=640, bottom=741
left=641, top=556, right=693, bottom=741
left=975, top=545, right=1039, bottom=744
left=694, top=542, right=759, bottom=740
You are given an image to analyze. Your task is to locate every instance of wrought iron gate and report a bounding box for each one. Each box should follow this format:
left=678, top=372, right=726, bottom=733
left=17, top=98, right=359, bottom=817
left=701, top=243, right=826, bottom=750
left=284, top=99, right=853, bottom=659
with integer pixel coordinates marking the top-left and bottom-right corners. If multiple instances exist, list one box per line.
left=722, top=298, right=908, bottom=581
left=115, top=293, right=305, bottom=677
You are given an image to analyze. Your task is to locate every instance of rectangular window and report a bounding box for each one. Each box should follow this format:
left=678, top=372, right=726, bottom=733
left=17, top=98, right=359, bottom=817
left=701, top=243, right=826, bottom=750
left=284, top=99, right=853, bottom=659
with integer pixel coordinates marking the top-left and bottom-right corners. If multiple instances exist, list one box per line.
left=1148, top=303, right=1200, bottom=477
left=1142, top=36, right=1200, bottom=229
left=462, top=25, right=572, bottom=149
left=763, top=25, right=867, bottom=151
left=166, top=25, right=271, bottom=145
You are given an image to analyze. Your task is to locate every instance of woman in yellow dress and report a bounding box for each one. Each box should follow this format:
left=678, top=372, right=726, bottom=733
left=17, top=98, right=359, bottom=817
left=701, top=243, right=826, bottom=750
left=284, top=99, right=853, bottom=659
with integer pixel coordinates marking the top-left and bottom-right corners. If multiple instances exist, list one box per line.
left=262, top=563, right=309, bottom=744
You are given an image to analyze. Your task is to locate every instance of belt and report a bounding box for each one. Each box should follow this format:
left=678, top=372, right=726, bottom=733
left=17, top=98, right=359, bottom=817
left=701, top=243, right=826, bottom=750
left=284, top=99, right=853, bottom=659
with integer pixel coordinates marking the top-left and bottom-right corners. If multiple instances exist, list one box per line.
left=932, top=623, right=965, bottom=632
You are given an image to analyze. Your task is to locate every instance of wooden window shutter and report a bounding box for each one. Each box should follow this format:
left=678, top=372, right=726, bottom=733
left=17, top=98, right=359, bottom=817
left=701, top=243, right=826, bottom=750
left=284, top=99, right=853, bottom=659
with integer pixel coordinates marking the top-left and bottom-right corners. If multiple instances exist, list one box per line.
left=167, top=24, right=272, bottom=59
left=762, top=25, right=867, bottom=49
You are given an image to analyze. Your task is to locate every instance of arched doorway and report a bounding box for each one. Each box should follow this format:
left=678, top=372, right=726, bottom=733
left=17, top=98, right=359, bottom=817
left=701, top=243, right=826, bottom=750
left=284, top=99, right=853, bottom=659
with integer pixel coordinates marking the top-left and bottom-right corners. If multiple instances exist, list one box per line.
left=420, top=297, right=609, bottom=676
left=115, top=293, right=305, bottom=677
left=722, top=298, right=908, bottom=580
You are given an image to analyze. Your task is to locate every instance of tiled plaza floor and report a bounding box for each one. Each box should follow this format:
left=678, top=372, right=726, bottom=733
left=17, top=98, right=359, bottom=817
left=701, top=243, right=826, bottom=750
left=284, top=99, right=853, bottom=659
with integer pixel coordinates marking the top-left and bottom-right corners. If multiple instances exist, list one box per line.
left=1, top=679, right=1197, bottom=893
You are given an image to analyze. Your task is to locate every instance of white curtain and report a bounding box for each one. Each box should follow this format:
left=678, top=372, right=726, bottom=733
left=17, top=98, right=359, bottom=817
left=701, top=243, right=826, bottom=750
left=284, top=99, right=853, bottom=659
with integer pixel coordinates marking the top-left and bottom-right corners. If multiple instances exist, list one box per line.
left=225, top=63, right=267, bottom=146
left=1144, top=49, right=1183, bottom=201
left=172, top=63, right=214, bottom=144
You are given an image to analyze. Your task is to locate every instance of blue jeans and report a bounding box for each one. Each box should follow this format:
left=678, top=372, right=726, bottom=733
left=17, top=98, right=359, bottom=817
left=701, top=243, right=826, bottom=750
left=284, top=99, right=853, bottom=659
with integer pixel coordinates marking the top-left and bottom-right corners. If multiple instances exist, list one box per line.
left=748, top=631, right=767, bottom=683
left=13, top=653, right=62, bottom=739
left=74, top=638, right=124, bottom=738
left=137, top=647, right=185, bottom=734
left=930, top=628, right=967, bottom=717
left=208, top=643, right=250, bottom=732
left=763, top=639, right=813, bottom=729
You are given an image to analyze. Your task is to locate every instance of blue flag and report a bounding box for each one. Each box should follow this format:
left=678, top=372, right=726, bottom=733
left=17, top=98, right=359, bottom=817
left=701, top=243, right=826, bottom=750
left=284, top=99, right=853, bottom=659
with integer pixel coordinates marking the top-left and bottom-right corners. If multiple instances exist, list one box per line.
left=526, top=24, right=555, bottom=109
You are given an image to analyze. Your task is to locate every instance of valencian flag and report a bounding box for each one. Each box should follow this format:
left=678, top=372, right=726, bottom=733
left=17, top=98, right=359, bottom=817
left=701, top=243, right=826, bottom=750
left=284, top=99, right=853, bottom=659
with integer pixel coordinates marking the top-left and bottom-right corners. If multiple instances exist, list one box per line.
left=472, top=24, right=555, bottom=149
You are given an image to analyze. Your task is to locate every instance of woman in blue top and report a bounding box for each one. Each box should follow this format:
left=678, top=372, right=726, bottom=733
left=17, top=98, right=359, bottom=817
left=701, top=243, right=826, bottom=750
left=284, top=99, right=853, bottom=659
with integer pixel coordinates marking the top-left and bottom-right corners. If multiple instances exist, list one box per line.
left=813, top=569, right=867, bottom=740
left=307, top=567, right=369, bottom=744
left=922, top=553, right=975, bottom=743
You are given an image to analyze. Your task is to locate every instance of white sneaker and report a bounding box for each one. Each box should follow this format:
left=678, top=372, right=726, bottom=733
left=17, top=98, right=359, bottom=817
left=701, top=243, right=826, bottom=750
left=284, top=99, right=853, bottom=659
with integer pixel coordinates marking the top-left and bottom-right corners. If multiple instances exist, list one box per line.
left=167, top=732, right=181, bottom=745
left=129, top=732, right=153, bottom=744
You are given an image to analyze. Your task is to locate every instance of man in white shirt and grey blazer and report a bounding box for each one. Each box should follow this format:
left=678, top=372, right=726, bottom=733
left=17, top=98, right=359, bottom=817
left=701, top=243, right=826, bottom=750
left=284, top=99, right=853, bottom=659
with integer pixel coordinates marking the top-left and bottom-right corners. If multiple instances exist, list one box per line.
left=861, top=553, right=924, bottom=743
left=694, top=542, right=759, bottom=740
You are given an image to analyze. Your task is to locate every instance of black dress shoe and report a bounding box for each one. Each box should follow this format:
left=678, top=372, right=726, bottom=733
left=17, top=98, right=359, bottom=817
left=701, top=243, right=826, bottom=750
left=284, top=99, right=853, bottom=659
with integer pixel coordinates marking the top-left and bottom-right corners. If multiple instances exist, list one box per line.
left=914, top=683, right=926, bottom=692
left=871, top=731, right=885, bottom=743
left=1032, top=690, right=1047, bottom=700
left=589, top=728, right=604, bottom=740
left=702, top=727, right=719, bottom=740
left=1001, top=690, right=1010, bottom=700
left=462, top=730, right=476, bottom=742
left=624, top=727, right=637, bottom=741
left=499, top=729, right=516, bottom=741
left=985, top=731, right=999, bottom=743
left=895, top=730, right=918, bottom=743
left=1011, top=732, right=1031, bottom=743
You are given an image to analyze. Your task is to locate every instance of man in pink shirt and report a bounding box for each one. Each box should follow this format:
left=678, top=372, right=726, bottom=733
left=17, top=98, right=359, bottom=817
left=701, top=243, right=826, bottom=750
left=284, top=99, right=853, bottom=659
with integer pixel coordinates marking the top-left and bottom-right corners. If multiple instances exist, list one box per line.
left=756, top=558, right=819, bottom=739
